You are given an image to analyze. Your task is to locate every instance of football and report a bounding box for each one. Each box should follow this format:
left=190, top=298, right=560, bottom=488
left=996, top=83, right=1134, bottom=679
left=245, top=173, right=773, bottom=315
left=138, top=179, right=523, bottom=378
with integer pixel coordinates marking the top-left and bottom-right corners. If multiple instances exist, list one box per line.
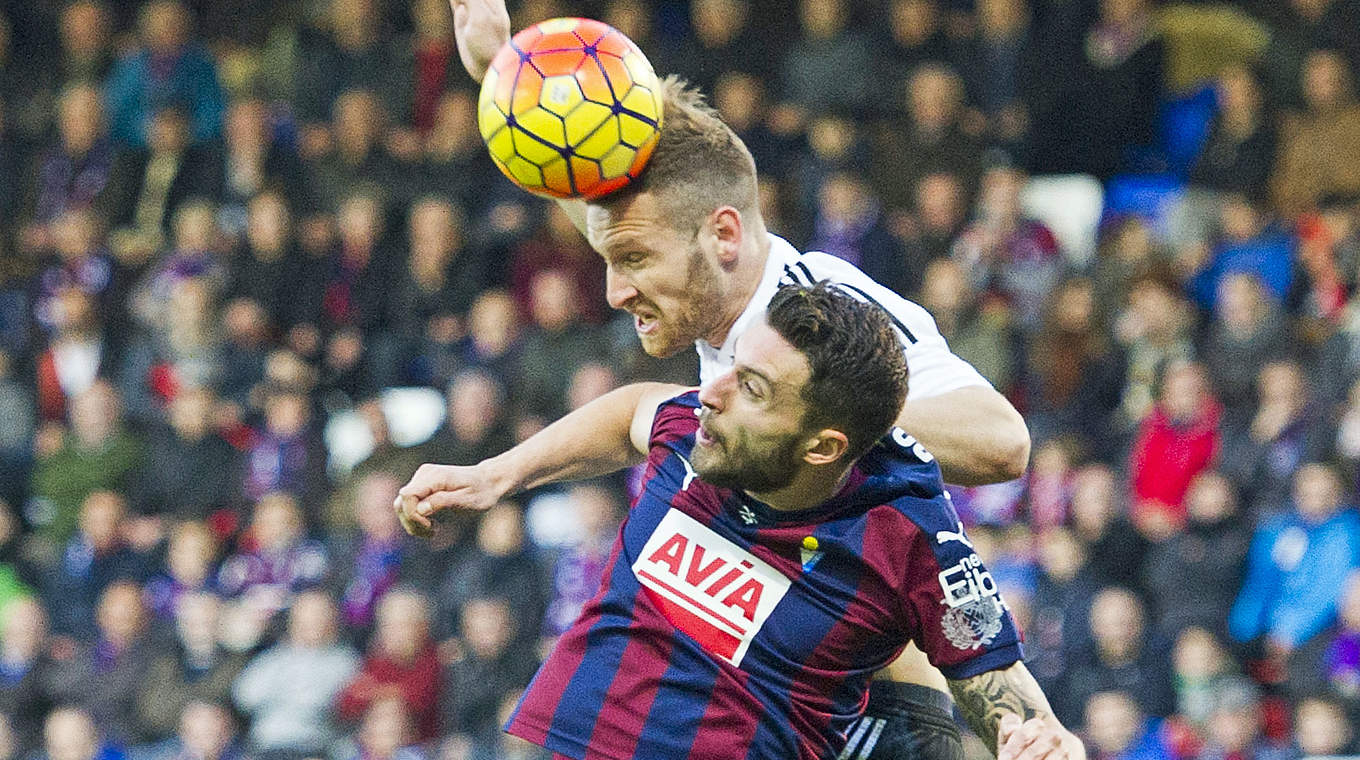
left=477, top=17, right=664, bottom=199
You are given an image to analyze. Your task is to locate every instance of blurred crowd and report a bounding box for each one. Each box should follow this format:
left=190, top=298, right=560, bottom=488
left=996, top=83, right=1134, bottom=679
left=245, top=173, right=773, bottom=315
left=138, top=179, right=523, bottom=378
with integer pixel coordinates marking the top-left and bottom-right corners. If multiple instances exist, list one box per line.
left=0, top=0, right=1359, bottom=759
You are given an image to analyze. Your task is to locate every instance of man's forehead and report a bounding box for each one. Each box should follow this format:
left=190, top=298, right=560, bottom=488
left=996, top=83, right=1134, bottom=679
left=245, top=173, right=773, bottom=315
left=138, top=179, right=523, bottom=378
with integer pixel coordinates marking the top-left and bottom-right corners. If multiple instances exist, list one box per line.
left=733, top=322, right=810, bottom=388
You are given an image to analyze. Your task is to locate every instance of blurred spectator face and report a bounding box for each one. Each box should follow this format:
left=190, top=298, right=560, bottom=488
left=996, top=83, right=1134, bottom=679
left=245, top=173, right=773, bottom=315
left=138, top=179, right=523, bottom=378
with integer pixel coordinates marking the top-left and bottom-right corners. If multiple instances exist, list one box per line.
left=264, top=350, right=316, bottom=391
left=1293, top=463, right=1343, bottom=523
left=476, top=503, right=524, bottom=556
left=70, top=380, right=121, bottom=448
left=1216, top=273, right=1265, bottom=330
left=1219, top=195, right=1262, bottom=242
left=78, top=490, right=125, bottom=551
left=603, top=0, right=650, bottom=42
left=225, top=98, right=269, bottom=153
left=977, top=0, right=1026, bottom=36
left=427, top=91, right=478, bottom=152
left=1099, top=0, right=1146, bottom=25
left=461, top=597, right=511, bottom=660
left=714, top=73, right=762, bottom=132
left=1171, top=627, right=1227, bottom=680
left=222, top=298, right=269, bottom=346
left=412, top=0, right=453, bottom=39
left=570, top=485, right=618, bottom=541
left=890, top=0, right=939, bottom=47
left=916, top=173, right=964, bottom=232
left=977, top=167, right=1025, bottom=225
left=174, top=202, right=218, bottom=252
left=251, top=493, right=304, bottom=552
left=1050, top=278, right=1096, bottom=333
left=1341, top=571, right=1360, bottom=631
left=246, top=192, right=291, bottom=256
left=409, top=197, right=461, bottom=270
left=447, top=371, right=504, bottom=441
left=530, top=269, right=581, bottom=331
left=1217, top=65, right=1261, bottom=119
left=1127, top=279, right=1184, bottom=340
left=1036, top=527, right=1085, bottom=581
left=806, top=115, right=855, bottom=163
left=170, top=386, right=215, bottom=441
left=800, top=0, right=848, bottom=39
left=1290, top=0, right=1332, bottom=19
left=1185, top=472, right=1235, bottom=525
left=337, top=193, right=383, bottom=253
left=140, top=0, right=189, bottom=54
left=96, top=581, right=147, bottom=646
left=178, top=702, right=234, bottom=760
left=1083, top=691, right=1142, bottom=756
left=331, top=0, right=378, bottom=47
left=817, top=174, right=872, bottom=226
left=167, top=521, right=218, bottom=586
left=60, top=1, right=109, bottom=62
left=1160, top=362, right=1210, bottom=422
left=1257, top=361, right=1304, bottom=409
left=908, top=66, right=963, bottom=132
left=355, top=472, right=402, bottom=540
left=52, top=208, right=100, bottom=261
left=264, top=389, right=309, bottom=437
left=1, top=597, right=48, bottom=663
left=1088, top=587, right=1143, bottom=661
left=1070, top=465, right=1117, bottom=534
left=1303, top=50, right=1355, bottom=113
left=920, top=259, right=968, bottom=316
left=468, top=290, right=519, bottom=354
left=374, top=590, right=430, bottom=661
left=1296, top=698, right=1352, bottom=756
left=691, top=0, right=746, bottom=47
left=287, top=591, right=339, bottom=648
left=334, top=90, right=382, bottom=156
left=43, top=708, right=98, bottom=760
left=1206, top=680, right=1261, bottom=752
left=359, top=697, right=414, bottom=760
left=567, top=363, right=618, bottom=410
left=175, top=592, right=222, bottom=654
left=148, top=107, right=191, bottom=154
left=57, top=84, right=103, bottom=154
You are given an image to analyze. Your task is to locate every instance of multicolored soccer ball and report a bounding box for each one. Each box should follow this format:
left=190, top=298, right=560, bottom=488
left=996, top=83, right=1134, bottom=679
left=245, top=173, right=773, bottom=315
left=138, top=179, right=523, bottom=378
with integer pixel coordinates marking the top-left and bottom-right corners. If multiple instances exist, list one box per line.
left=477, top=17, right=664, bottom=199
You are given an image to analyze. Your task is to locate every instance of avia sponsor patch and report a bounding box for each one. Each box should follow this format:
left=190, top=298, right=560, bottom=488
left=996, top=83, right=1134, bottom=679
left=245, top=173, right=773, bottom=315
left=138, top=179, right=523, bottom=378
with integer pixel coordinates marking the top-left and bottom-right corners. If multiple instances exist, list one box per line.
left=632, top=510, right=791, bottom=666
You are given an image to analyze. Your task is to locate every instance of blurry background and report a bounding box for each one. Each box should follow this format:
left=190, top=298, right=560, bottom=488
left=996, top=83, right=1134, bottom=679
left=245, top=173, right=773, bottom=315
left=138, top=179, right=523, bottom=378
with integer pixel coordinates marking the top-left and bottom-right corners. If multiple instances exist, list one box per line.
left=0, top=0, right=1358, bottom=758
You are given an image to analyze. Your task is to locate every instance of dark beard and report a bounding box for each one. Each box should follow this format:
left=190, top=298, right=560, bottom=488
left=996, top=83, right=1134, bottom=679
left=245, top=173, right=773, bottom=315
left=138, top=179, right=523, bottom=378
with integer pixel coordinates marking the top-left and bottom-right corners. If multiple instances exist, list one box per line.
left=692, top=431, right=804, bottom=493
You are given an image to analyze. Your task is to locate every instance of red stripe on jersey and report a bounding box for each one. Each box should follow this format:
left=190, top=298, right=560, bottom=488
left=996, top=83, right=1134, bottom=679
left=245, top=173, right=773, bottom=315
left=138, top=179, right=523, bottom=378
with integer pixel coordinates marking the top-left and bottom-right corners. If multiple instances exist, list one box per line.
left=644, top=585, right=742, bottom=660
left=684, top=669, right=762, bottom=760
left=582, top=614, right=673, bottom=760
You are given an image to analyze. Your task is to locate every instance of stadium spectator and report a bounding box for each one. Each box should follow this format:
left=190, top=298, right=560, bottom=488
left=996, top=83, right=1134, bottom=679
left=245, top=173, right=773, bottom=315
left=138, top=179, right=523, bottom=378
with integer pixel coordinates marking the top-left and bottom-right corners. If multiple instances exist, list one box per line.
left=662, top=0, right=772, bottom=94
left=135, top=387, right=242, bottom=520
left=1081, top=690, right=1175, bottom=760
left=918, top=258, right=1016, bottom=391
left=17, top=84, right=111, bottom=257
left=240, top=387, right=327, bottom=506
left=871, top=65, right=982, bottom=209
left=413, top=91, right=500, bottom=215
left=335, top=697, right=425, bottom=760
left=330, top=472, right=415, bottom=634
left=143, top=521, right=221, bottom=624
left=42, top=491, right=150, bottom=640
left=129, top=701, right=243, bottom=760
left=508, top=206, right=607, bottom=327
left=32, top=209, right=117, bottom=338
left=439, top=597, right=537, bottom=743
left=45, top=581, right=154, bottom=743
left=1170, top=627, right=1236, bottom=726
left=1292, top=693, right=1354, bottom=756
left=417, top=371, right=512, bottom=468
left=1127, top=361, right=1222, bottom=534
left=1223, top=361, right=1331, bottom=514
left=433, top=503, right=543, bottom=646
left=1230, top=463, right=1360, bottom=659
left=1193, top=677, right=1293, bottom=760
left=1026, top=277, right=1123, bottom=450
left=335, top=588, right=441, bottom=741
left=1070, top=463, right=1150, bottom=590
left=0, top=598, right=55, bottom=756
left=1029, top=527, right=1101, bottom=694
left=1201, top=273, right=1290, bottom=415
left=808, top=173, right=911, bottom=298
left=514, top=270, right=608, bottom=420
left=1059, top=587, right=1176, bottom=725
left=1188, top=193, right=1296, bottom=311
left=216, top=299, right=270, bottom=409
left=778, top=0, right=874, bottom=116
left=1322, top=571, right=1360, bottom=702
left=217, top=493, right=328, bottom=618
left=957, top=0, right=1036, bottom=148
left=104, top=1, right=225, bottom=147
left=227, top=191, right=293, bottom=326
left=879, top=0, right=951, bottom=89
left=305, top=92, right=404, bottom=212
left=1273, top=49, right=1360, bottom=216
left=231, top=591, right=359, bottom=757
left=541, top=486, right=617, bottom=639
left=1189, top=64, right=1278, bottom=197
left=135, top=593, right=245, bottom=740
left=1142, top=472, right=1251, bottom=637
left=31, top=707, right=113, bottom=760
left=294, top=0, right=410, bottom=130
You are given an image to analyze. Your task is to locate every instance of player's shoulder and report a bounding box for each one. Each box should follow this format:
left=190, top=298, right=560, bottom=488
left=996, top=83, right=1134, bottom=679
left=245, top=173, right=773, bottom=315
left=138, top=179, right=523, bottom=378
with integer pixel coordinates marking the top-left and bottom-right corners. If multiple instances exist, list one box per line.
left=649, top=389, right=702, bottom=449
left=856, top=429, right=964, bottom=537
left=778, top=245, right=940, bottom=341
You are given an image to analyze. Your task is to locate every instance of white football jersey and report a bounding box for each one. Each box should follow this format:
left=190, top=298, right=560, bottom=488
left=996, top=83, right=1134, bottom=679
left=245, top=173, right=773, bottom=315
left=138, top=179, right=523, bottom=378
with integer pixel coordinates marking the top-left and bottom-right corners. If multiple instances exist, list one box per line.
left=695, top=234, right=990, bottom=400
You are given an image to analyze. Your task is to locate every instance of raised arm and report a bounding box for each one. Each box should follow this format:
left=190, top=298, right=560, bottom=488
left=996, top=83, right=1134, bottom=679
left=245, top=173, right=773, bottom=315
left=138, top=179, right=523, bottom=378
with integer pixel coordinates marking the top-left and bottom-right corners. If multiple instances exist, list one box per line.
left=896, top=385, right=1030, bottom=486
left=394, top=382, right=685, bottom=537
left=947, top=662, right=1084, bottom=760
left=449, top=0, right=590, bottom=234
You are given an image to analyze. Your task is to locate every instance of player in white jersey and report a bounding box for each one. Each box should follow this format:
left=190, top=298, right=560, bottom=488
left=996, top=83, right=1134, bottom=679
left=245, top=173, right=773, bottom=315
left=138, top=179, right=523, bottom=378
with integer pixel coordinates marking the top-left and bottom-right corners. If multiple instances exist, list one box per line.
left=397, top=2, right=1042, bottom=759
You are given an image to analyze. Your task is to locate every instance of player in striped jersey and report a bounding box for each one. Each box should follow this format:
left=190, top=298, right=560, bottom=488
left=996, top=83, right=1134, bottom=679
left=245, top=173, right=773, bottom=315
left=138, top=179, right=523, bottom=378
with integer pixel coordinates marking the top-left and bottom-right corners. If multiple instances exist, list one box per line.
left=444, top=284, right=1080, bottom=759
left=400, top=2, right=1034, bottom=758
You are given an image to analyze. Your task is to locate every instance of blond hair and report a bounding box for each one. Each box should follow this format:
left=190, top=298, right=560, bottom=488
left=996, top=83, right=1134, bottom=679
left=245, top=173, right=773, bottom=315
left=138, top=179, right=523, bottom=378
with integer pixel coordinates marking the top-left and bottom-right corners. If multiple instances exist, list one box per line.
left=598, top=76, right=759, bottom=230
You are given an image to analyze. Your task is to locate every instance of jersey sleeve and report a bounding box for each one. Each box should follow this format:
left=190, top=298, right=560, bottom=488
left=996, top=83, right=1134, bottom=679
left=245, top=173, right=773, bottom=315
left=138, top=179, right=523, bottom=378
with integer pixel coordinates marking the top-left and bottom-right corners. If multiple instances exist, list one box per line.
left=649, top=390, right=702, bottom=449
left=895, top=504, right=1024, bottom=680
left=796, top=252, right=992, bottom=400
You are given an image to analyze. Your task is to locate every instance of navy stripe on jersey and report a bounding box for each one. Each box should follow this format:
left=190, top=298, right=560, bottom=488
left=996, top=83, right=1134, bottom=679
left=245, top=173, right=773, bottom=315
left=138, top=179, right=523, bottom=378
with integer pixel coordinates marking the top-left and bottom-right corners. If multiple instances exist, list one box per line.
left=634, top=645, right=720, bottom=760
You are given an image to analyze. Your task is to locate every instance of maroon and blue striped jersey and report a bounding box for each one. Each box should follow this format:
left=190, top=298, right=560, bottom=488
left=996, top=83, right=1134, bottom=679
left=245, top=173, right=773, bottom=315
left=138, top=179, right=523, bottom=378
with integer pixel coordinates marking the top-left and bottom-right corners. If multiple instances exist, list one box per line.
left=506, top=392, right=1024, bottom=760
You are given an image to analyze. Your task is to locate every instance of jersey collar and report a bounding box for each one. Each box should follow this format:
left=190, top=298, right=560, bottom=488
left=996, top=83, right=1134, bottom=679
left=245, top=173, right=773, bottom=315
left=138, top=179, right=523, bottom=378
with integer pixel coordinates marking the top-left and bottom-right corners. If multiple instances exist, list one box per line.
left=695, top=234, right=802, bottom=378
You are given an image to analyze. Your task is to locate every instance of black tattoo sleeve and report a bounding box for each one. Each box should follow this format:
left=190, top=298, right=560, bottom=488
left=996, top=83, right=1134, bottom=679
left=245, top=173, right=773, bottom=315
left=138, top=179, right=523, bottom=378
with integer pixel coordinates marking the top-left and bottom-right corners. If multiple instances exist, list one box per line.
left=946, top=662, right=1054, bottom=756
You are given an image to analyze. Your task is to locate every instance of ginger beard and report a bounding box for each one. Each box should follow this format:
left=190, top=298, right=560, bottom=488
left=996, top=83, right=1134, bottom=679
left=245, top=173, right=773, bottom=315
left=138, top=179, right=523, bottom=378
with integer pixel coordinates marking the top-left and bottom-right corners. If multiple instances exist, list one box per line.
left=631, top=242, right=728, bottom=357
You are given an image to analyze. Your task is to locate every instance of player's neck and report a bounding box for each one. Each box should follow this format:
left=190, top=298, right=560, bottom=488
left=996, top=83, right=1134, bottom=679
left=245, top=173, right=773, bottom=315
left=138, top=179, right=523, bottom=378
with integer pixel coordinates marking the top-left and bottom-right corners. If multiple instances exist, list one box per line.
left=748, top=464, right=853, bottom=514
left=702, top=232, right=771, bottom=348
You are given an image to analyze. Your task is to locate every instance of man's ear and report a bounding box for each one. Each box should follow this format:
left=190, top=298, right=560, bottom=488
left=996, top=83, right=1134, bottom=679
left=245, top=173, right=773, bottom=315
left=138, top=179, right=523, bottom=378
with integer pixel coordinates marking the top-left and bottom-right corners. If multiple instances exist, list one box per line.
left=803, top=430, right=851, bottom=467
left=709, top=206, right=743, bottom=267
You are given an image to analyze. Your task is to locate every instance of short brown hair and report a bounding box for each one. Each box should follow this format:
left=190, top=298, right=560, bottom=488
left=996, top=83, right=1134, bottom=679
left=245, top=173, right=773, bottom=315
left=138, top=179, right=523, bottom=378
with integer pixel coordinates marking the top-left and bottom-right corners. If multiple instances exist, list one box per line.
left=766, top=282, right=909, bottom=460
left=595, top=76, right=759, bottom=230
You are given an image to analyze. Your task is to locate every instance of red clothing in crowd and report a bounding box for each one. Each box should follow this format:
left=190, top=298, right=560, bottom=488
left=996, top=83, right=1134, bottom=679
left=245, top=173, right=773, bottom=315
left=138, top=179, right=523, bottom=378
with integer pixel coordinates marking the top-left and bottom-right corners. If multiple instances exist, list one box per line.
left=1129, top=402, right=1222, bottom=524
left=335, top=643, right=443, bottom=740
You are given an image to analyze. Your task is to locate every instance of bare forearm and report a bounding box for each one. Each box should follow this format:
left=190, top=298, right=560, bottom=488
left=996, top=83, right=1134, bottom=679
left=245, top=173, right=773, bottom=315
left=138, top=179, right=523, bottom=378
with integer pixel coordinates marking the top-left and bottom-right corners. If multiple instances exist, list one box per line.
left=947, top=663, right=1054, bottom=756
left=485, top=382, right=666, bottom=495
left=896, top=386, right=1030, bottom=485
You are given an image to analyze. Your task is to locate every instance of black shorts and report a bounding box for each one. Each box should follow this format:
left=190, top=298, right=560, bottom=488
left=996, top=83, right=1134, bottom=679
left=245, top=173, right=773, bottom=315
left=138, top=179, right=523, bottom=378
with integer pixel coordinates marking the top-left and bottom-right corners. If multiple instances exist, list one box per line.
left=838, top=682, right=964, bottom=760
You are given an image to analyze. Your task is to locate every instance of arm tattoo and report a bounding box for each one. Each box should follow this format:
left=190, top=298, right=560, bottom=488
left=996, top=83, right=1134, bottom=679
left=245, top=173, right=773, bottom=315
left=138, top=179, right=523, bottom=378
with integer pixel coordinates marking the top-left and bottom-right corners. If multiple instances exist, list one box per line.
left=947, top=663, right=1053, bottom=756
